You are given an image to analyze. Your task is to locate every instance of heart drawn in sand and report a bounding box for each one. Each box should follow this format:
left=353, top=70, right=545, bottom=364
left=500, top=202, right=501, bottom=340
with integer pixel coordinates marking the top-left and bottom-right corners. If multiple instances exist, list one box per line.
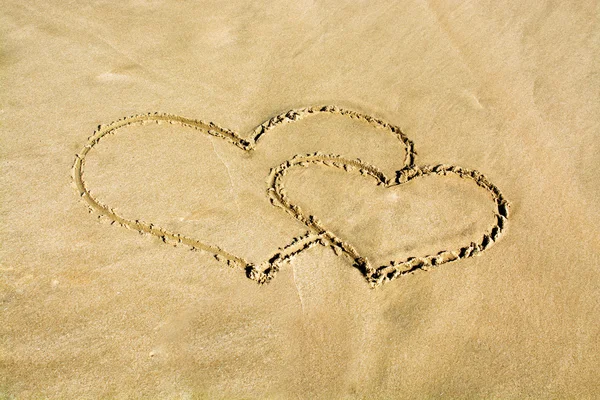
left=73, top=105, right=508, bottom=287
left=268, top=153, right=509, bottom=286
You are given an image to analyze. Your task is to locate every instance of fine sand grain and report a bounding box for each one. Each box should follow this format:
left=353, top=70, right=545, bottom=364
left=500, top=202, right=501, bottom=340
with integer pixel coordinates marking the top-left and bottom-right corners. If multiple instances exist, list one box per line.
left=1, top=1, right=599, bottom=398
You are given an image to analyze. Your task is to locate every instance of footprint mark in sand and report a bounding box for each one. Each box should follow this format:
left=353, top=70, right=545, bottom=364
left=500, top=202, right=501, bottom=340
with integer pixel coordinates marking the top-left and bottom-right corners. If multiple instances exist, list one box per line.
left=72, top=105, right=508, bottom=287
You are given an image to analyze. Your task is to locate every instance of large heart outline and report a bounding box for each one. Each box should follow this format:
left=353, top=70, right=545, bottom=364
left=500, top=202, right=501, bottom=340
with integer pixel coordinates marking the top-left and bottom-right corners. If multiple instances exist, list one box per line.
left=72, top=105, right=416, bottom=284
left=268, top=153, right=509, bottom=287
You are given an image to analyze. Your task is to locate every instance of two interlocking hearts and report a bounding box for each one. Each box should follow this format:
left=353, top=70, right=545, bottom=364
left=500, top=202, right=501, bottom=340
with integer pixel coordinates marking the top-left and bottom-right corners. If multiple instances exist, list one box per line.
left=73, top=105, right=509, bottom=287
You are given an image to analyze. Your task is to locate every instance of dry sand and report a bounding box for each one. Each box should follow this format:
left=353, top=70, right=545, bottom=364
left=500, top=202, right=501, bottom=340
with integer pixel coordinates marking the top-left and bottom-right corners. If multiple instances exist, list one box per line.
left=1, top=1, right=599, bottom=398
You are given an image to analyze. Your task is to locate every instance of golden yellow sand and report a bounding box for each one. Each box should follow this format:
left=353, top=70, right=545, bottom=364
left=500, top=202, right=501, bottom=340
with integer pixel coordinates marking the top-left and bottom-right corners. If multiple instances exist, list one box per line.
left=1, top=1, right=598, bottom=398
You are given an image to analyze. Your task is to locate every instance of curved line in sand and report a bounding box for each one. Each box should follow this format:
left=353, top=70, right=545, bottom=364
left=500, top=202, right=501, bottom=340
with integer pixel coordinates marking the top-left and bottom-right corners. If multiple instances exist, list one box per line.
left=268, top=153, right=510, bottom=287
left=72, top=105, right=416, bottom=285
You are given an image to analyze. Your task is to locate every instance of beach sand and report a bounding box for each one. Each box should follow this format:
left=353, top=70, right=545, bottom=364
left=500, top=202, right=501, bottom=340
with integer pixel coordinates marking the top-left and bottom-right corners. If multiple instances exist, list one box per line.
left=1, top=1, right=599, bottom=398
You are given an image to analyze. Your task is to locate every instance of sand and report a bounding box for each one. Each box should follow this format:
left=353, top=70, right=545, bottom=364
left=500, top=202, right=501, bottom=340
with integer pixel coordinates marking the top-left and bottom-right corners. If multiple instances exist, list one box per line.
left=1, top=1, right=599, bottom=398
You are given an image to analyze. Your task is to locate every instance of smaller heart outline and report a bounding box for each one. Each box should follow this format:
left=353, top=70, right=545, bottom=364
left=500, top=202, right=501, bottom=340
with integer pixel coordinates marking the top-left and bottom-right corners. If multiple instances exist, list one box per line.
left=72, top=105, right=415, bottom=284
left=268, top=153, right=509, bottom=287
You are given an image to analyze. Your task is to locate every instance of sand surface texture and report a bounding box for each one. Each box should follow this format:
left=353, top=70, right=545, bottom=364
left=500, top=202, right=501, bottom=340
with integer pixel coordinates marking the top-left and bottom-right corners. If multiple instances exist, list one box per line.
left=1, top=1, right=599, bottom=398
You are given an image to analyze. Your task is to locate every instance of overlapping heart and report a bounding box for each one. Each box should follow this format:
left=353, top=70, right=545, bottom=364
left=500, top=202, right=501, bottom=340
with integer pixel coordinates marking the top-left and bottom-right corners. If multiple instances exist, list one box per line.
left=73, top=105, right=508, bottom=287
left=268, top=153, right=509, bottom=286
